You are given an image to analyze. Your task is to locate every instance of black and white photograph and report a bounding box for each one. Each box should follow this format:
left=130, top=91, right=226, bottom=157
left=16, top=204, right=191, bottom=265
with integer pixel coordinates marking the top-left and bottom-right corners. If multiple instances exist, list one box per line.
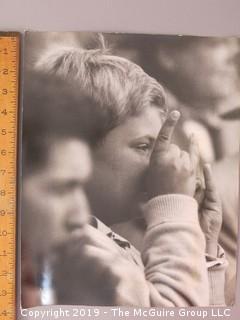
left=21, top=32, right=240, bottom=308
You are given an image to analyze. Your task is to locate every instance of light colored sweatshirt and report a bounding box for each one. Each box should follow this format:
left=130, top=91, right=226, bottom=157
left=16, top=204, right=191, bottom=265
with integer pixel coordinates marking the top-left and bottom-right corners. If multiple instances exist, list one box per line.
left=96, top=194, right=227, bottom=306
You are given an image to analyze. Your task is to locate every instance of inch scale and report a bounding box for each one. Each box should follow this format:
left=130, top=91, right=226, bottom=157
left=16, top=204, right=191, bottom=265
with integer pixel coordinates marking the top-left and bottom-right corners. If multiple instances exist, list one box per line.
left=0, top=33, right=19, bottom=320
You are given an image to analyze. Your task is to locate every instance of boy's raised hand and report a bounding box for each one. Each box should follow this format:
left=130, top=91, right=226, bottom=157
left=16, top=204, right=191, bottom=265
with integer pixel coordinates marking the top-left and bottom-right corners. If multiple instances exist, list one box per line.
left=145, top=110, right=199, bottom=199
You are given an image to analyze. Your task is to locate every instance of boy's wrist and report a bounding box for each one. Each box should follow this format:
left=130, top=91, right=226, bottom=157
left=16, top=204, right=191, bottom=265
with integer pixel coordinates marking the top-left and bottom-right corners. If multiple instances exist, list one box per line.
left=143, top=194, right=199, bottom=227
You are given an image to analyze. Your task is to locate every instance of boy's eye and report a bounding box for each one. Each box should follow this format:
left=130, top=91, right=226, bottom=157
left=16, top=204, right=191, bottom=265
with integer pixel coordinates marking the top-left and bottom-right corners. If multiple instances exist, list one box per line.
left=137, top=143, right=149, bottom=150
left=131, top=138, right=155, bottom=155
left=135, top=143, right=152, bottom=153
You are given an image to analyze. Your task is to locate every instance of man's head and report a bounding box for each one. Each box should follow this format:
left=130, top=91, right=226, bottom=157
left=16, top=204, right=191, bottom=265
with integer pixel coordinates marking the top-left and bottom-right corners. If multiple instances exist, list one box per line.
left=22, top=71, right=94, bottom=260
left=156, top=36, right=240, bottom=115
left=34, top=45, right=168, bottom=225
left=22, top=138, right=92, bottom=258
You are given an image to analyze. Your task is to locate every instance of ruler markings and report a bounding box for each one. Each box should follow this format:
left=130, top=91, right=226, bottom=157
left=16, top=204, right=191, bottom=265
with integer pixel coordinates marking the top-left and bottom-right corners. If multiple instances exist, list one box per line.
left=0, top=34, right=19, bottom=320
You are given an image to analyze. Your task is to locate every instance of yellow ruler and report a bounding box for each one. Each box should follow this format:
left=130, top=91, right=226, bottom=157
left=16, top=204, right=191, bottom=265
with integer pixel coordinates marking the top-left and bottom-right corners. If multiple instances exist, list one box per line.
left=0, top=33, right=19, bottom=320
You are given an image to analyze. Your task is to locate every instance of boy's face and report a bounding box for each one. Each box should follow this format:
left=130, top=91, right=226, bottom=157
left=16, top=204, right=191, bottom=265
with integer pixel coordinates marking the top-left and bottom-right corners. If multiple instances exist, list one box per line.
left=22, top=138, right=92, bottom=259
left=86, top=106, right=163, bottom=225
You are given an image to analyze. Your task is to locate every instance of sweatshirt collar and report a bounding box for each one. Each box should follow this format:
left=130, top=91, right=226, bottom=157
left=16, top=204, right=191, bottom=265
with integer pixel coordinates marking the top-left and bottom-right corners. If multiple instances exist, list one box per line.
left=90, top=216, right=131, bottom=249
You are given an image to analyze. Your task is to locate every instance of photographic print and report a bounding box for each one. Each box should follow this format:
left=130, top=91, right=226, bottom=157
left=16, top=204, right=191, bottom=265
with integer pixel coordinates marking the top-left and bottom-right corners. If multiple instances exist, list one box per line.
left=21, top=31, right=240, bottom=308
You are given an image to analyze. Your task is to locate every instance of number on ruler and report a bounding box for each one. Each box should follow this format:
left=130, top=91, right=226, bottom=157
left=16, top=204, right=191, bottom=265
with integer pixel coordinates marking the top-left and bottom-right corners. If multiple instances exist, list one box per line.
left=0, top=290, right=7, bottom=297
left=0, top=310, right=9, bottom=317
left=0, top=68, right=9, bottom=75
left=0, top=271, right=9, bottom=277
left=0, top=229, right=8, bottom=236
left=0, top=190, right=6, bottom=197
left=0, top=250, right=7, bottom=256
left=0, top=109, right=7, bottom=116
left=0, top=88, right=8, bottom=95
left=1, top=149, right=7, bottom=156
left=0, top=47, right=8, bottom=55
left=0, top=210, right=6, bottom=216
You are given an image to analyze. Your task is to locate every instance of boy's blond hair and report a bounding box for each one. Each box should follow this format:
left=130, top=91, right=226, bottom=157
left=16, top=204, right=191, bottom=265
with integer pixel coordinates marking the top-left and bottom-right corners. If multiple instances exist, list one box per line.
left=35, top=46, right=167, bottom=140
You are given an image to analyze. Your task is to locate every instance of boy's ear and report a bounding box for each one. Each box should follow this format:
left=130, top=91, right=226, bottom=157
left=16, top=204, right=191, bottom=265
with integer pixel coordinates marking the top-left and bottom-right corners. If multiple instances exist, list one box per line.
left=157, top=50, right=176, bottom=72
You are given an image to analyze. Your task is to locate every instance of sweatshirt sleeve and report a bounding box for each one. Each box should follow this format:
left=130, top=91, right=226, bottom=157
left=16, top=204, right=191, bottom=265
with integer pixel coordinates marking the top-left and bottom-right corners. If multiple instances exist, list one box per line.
left=142, top=194, right=209, bottom=307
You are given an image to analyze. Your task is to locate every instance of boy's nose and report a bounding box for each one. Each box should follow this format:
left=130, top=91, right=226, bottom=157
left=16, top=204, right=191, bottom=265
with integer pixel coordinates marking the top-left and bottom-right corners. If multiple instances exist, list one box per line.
left=63, top=191, right=90, bottom=232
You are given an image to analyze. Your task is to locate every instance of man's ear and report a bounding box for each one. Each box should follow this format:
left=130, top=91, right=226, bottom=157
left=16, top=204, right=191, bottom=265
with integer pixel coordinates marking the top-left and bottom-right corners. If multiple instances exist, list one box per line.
left=157, top=49, right=176, bottom=72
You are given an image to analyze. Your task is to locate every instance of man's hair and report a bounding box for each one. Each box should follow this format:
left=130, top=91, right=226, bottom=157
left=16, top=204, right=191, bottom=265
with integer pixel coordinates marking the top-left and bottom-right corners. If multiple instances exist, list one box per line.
left=34, top=46, right=167, bottom=140
left=23, top=70, right=100, bottom=173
